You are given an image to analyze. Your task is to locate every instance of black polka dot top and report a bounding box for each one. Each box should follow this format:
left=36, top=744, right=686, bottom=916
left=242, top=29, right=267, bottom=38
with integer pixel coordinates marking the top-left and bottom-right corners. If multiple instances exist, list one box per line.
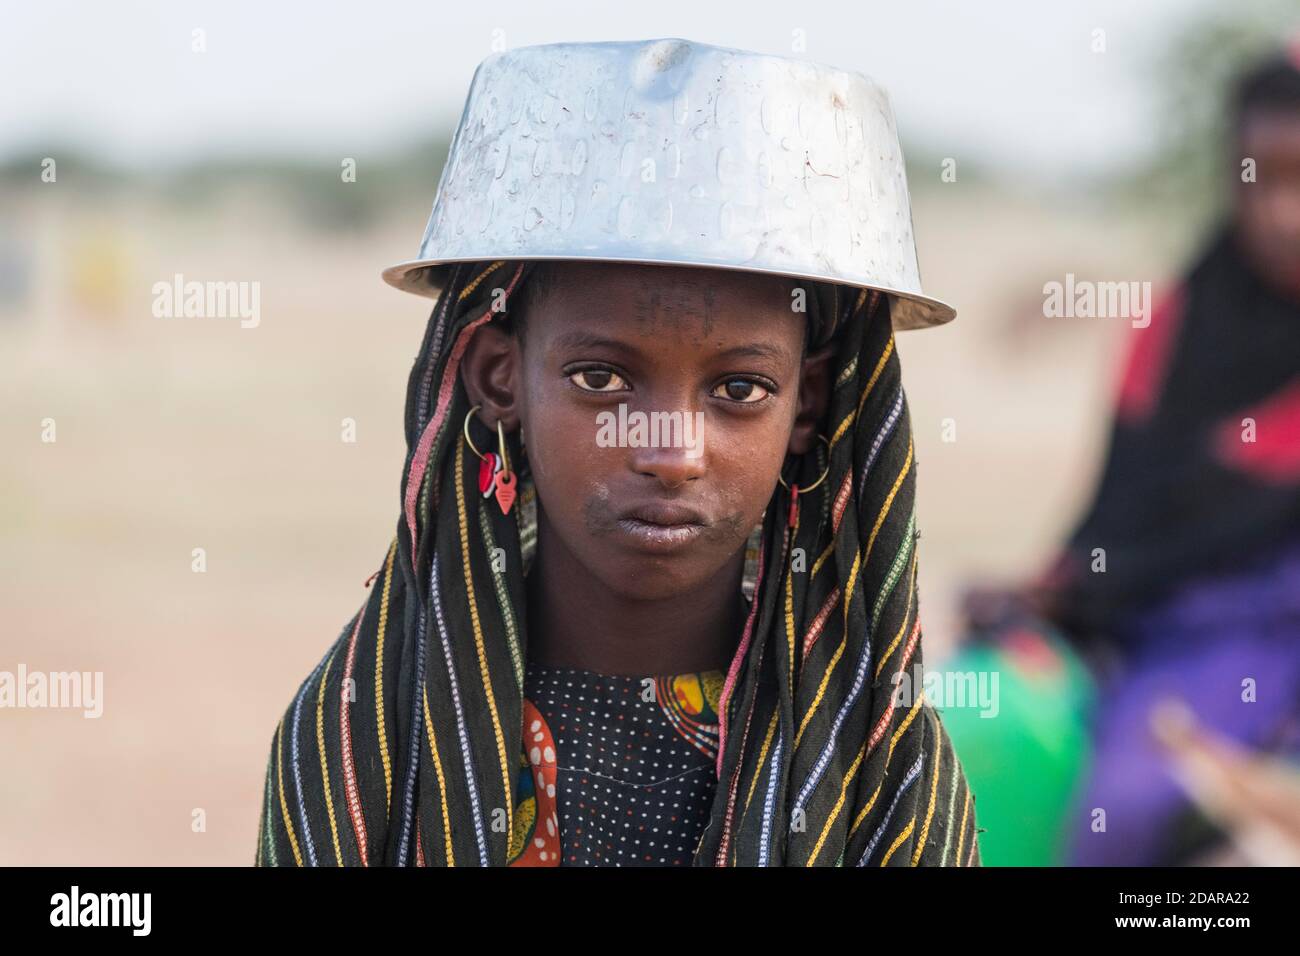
left=507, top=660, right=726, bottom=866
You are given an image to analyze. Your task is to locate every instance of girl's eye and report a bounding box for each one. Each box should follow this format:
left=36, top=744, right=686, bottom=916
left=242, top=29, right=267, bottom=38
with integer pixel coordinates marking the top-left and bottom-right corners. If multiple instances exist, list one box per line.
left=568, top=368, right=628, bottom=392
left=713, top=378, right=771, bottom=403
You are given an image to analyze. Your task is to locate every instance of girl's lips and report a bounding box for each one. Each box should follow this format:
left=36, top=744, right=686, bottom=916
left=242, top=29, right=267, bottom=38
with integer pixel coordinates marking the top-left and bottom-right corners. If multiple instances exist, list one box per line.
left=612, top=500, right=710, bottom=553
left=615, top=517, right=705, bottom=553
left=621, top=501, right=708, bottom=526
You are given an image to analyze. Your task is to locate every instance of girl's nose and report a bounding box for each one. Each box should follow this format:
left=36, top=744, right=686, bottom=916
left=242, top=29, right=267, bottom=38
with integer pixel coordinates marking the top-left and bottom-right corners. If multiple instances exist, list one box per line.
left=626, top=413, right=707, bottom=489
left=630, top=443, right=707, bottom=489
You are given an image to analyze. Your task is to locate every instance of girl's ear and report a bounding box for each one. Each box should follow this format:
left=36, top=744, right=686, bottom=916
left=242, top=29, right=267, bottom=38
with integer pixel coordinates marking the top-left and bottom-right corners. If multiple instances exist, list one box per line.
left=787, top=343, right=835, bottom=456
left=459, top=323, right=522, bottom=432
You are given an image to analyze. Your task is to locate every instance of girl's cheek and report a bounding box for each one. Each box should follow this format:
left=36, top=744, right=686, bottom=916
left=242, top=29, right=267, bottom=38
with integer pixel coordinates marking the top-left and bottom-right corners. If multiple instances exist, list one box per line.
left=527, top=409, right=599, bottom=489
left=521, top=396, right=573, bottom=482
left=520, top=417, right=541, bottom=476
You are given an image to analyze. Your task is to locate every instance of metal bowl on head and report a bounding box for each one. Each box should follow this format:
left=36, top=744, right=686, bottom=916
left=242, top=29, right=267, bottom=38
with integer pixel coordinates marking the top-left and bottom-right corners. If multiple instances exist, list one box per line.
left=382, top=37, right=955, bottom=331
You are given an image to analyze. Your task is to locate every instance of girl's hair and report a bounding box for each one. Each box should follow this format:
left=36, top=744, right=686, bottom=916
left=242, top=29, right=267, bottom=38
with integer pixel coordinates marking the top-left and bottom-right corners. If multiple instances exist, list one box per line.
left=257, top=260, right=981, bottom=867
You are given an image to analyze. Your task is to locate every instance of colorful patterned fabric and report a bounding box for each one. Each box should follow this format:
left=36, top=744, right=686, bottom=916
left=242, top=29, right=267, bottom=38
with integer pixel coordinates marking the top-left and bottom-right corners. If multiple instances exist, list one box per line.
left=508, top=663, right=724, bottom=866
left=255, top=260, right=982, bottom=867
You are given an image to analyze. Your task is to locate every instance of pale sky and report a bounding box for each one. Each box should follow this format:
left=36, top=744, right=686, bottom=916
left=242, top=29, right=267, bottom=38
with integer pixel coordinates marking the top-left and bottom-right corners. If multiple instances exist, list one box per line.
left=2, top=0, right=1218, bottom=180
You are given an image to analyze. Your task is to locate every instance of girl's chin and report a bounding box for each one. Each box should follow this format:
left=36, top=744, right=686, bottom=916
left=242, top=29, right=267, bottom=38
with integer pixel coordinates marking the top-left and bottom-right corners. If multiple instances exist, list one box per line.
left=585, top=554, right=713, bottom=602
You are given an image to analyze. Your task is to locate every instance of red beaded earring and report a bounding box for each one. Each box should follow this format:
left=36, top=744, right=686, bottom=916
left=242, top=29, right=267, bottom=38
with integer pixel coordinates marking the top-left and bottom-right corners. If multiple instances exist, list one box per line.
left=464, top=403, right=517, bottom=515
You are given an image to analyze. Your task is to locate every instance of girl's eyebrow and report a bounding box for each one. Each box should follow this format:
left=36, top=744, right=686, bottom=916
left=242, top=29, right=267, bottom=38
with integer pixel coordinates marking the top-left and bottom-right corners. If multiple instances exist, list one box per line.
left=551, top=331, right=638, bottom=355
left=551, top=331, right=790, bottom=365
left=715, top=343, right=791, bottom=364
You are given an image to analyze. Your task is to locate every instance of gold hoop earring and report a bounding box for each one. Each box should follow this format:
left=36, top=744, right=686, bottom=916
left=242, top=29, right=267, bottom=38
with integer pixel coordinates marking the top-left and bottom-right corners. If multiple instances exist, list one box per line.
left=776, top=434, right=830, bottom=530
left=463, top=404, right=487, bottom=459
left=776, top=434, right=831, bottom=491
left=496, top=418, right=511, bottom=476
left=463, top=403, right=517, bottom=515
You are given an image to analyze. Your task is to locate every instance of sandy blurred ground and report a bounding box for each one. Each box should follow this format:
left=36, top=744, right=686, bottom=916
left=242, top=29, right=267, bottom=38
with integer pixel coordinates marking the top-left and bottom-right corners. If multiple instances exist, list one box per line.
left=0, top=182, right=1178, bottom=864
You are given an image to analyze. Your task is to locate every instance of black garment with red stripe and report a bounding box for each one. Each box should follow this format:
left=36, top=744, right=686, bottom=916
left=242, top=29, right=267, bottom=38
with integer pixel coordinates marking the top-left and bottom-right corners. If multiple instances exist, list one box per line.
left=1048, top=224, right=1300, bottom=640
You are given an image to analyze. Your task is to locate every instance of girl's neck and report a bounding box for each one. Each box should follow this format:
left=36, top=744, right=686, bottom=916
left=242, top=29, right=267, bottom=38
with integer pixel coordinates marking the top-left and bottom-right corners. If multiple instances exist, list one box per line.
left=524, top=511, right=749, bottom=678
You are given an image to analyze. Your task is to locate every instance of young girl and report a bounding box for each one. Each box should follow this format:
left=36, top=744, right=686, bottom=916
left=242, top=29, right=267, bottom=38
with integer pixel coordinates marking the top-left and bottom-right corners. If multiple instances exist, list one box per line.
left=256, top=38, right=981, bottom=867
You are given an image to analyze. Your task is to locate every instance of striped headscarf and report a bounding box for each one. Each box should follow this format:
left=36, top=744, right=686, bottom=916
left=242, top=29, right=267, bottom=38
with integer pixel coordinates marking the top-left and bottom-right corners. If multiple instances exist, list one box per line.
left=256, top=260, right=982, bottom=867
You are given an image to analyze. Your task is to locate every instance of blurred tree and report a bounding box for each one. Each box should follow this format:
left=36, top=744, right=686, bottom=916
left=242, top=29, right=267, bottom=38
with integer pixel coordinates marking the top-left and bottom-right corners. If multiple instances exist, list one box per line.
left=1134, top=0, right=1298, bottom=229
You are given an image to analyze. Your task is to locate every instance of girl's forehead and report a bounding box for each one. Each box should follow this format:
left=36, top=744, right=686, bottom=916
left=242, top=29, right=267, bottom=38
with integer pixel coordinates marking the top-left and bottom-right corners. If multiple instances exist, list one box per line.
left=523, top=261, right=813, bottom=349
left=537, top=260, right=799, bottom=300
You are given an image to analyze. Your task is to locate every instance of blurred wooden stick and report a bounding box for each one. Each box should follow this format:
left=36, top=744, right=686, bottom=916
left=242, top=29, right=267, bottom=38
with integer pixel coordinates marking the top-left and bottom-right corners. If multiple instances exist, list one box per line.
left=1149, top=698, right=1300, bottom=866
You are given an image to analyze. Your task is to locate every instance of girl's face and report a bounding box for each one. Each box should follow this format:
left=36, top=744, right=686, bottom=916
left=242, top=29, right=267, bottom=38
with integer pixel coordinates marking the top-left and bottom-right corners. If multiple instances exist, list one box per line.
left=462, top=261, right=832, bottom=601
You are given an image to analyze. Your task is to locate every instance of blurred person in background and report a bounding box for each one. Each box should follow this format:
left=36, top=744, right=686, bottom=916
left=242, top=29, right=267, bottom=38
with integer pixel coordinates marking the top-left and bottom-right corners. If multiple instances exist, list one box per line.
left=948, top=42, right=1300, bottom=867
